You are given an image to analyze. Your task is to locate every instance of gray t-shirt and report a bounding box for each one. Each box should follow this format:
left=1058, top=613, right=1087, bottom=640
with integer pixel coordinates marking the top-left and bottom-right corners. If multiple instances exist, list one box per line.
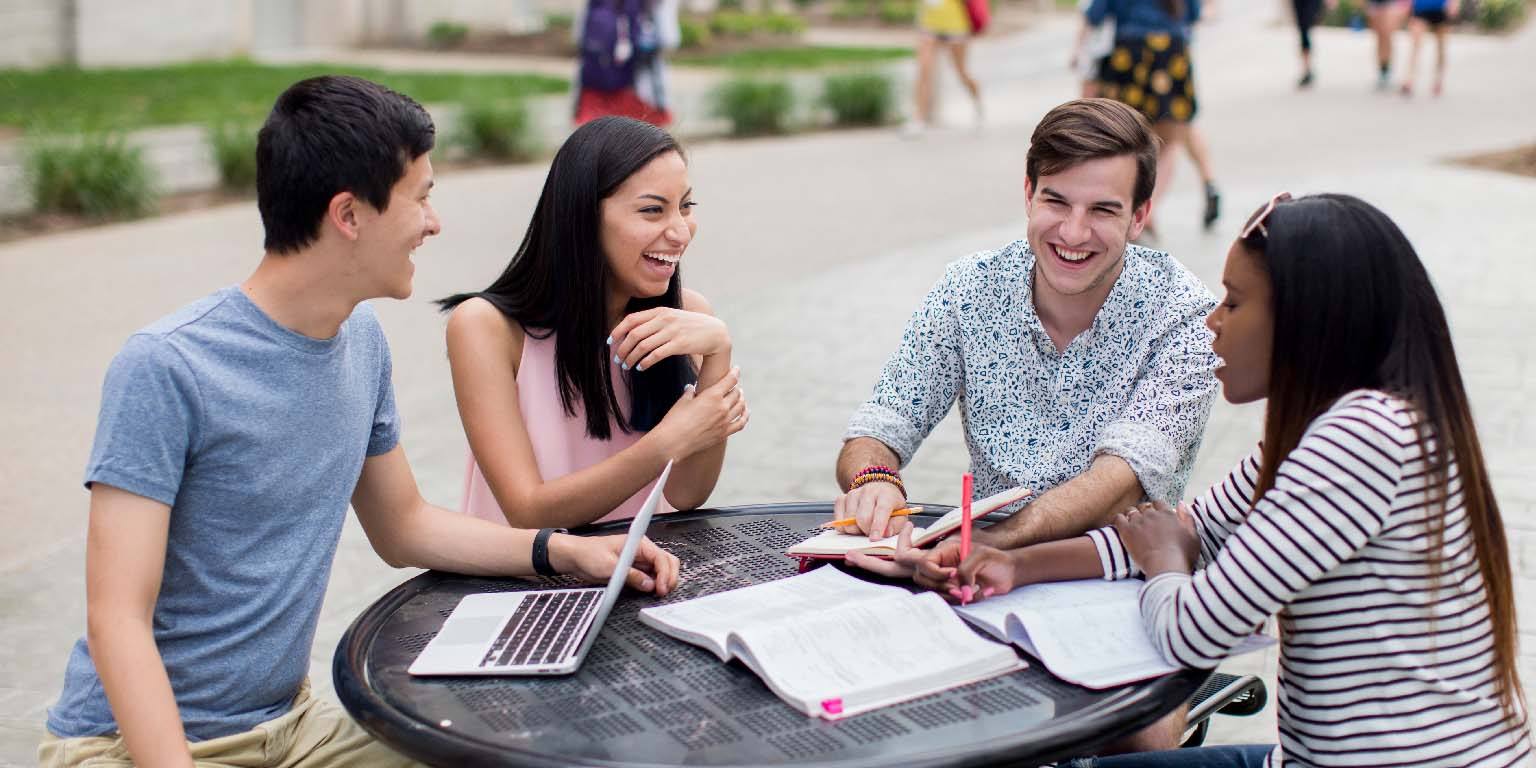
left=46, top=286, right=400, bottom=741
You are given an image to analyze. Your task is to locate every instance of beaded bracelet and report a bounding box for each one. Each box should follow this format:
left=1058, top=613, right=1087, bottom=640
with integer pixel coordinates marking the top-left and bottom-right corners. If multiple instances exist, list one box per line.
left=853, top=465, right=899, bottom=481
left=850, top=471, right=906, bottom=497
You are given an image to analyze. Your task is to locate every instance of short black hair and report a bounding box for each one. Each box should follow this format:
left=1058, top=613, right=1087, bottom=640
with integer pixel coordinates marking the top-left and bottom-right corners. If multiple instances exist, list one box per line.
left=256, top=75, right=435, bottom=254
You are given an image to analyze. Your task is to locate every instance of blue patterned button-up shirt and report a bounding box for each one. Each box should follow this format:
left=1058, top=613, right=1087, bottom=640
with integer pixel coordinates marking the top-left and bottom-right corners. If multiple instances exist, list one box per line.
left=846, top=240, right=1218, bottom=504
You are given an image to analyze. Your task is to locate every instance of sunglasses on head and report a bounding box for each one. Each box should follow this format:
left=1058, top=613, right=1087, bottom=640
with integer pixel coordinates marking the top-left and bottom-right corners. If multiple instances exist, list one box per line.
left=1242, top=192, right=1293, bottom=240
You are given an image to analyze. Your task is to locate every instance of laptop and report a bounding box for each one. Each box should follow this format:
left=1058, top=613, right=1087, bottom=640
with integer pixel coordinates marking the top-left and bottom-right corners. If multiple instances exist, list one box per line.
left=408, top=462, right=672, bottom=677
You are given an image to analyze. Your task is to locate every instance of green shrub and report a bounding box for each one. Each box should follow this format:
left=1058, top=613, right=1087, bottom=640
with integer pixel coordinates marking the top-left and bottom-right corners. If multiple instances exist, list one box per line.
left=1320, top=0, right=1362, bottom=26
left=706, top=11, right=806, bottom=36
left=427, top=20, right=469, bottom=48
left=710, top=78, right=795, bottom=135
left=456, top=100, right=539, bottom=162
left=26, top=135, right=157, bottom=219
left=878, top=0, right=917, bottom=24
left=680, top=17, right=713, bottom=48
left=544, top=12, right=574, bottom=30
left=709, top=10, right=759, bottom=36
left=831, top=0, right=873, bottom=19
left=717, top=0, right=745, bottom=9
left=821, top=72, right=894, bottom=126
left=208, top=122, right=258, bottom=191
left=1475, top=0, right=1526, bottom=30
left=763, top=12, right=809, bottom=34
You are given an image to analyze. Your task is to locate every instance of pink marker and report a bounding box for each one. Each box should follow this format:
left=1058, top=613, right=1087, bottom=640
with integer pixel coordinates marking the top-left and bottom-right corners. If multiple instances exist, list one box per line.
left=960, top=472, right=974, bottom=605
left=821, top=698, right=844, bottom=715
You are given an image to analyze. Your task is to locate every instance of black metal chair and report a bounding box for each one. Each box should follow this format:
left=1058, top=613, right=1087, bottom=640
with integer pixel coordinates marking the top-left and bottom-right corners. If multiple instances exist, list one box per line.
left=1180, top=673, right=1268, bottom=748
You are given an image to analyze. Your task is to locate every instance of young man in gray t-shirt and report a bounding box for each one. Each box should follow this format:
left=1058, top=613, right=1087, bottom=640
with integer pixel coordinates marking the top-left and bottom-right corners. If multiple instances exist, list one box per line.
left=40, top=76, right=681, bottom=768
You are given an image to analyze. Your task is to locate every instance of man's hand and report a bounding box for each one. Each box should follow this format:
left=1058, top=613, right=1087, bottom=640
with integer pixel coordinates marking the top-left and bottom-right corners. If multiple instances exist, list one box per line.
left=1112, top=500, right=1198, bottom=577
left=831, top=481, right=910, bottom=539
left=550, top=534, right=680, bottom=596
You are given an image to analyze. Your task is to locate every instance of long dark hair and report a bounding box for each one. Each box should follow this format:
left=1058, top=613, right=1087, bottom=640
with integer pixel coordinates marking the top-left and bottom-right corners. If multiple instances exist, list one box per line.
left=437, top=116, right=694, bottom=439
left=1241, top=193, right=1524, bottom=723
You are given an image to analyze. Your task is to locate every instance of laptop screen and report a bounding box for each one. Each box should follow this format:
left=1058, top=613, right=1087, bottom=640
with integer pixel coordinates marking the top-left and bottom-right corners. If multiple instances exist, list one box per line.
left=573, top=460, right=673, bottom=659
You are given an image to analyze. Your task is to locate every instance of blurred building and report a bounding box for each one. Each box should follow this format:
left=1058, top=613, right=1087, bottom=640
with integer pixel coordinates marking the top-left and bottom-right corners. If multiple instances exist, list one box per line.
left=0, top=0, right=553, bottom=68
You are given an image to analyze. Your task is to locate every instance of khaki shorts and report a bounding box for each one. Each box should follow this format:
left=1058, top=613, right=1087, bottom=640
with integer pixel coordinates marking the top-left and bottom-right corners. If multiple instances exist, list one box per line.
left=38, top=679, right=424, bottom=768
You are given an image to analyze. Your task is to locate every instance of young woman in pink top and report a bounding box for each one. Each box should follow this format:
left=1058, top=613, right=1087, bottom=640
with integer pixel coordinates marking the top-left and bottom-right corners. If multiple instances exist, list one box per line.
left=437, top=116, right=746, bottom=529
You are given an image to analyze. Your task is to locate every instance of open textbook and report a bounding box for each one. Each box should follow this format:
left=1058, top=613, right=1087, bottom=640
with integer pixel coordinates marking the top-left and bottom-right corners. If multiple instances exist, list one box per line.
left=954, top=579, right=1275, bottom=689
left=785, top=485, right=1033, bottom=559
left=638, top=566, right=1024, bottom=719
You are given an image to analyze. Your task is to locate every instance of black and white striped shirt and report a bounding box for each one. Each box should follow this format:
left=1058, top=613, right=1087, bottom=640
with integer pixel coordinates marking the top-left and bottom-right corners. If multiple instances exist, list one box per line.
left=1088, top=390, right=1532, bottom=767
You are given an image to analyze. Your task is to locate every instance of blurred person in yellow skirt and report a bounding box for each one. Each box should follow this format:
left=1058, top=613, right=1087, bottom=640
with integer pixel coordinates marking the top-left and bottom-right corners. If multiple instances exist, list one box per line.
left=903, top=0, right=985, bottom=135
left=1085, top=0, right=1210, bottom=237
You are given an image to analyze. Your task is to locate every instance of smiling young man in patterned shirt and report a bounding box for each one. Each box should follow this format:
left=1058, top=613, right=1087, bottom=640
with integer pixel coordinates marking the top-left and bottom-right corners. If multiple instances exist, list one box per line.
left=836, top=98, right=1218, bottom=584
left=834, top=99, right=1217, bottom=751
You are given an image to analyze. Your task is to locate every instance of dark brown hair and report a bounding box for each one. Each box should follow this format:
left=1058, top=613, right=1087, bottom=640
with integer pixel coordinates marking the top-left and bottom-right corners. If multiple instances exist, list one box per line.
left=1241, top=193, right=1526, bottom=726
left=1026, top=98, right=1160, bottom=209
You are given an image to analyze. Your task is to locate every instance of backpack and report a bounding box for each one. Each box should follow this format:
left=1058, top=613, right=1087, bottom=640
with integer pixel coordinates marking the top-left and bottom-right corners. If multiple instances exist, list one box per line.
left=581, top=0, right=641, bottom=92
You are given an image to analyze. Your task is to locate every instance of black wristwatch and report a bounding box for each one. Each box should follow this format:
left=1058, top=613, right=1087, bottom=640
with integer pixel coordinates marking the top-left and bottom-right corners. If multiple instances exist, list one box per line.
left=532, top=528, right=566, bottom=577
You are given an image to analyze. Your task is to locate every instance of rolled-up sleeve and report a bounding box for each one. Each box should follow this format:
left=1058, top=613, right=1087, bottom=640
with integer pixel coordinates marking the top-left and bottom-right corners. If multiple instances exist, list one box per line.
left=844, top=265, right=965, bottom=466
left=1093, top=302, right=1218, bottom=502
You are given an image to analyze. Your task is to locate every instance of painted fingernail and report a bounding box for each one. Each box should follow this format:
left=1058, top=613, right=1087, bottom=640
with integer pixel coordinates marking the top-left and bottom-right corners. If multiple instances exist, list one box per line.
left=612, top=354, right=620, bottom=364
left=982, top=587, right=996, bottom=597
left=606, top=336, right=613, bottom=345
left=621, top=363, right=629, bottom=371
left=636, top=363, right=645, bottom=371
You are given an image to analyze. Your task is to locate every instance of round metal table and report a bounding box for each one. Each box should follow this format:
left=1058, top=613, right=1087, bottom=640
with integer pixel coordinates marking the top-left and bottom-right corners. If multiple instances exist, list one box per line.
left=335, top=504, right=1207, bottom=767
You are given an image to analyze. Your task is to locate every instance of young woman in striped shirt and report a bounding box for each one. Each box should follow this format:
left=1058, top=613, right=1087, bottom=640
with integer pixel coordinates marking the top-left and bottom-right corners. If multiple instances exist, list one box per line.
left=949, top=193, right=1532, bottom=766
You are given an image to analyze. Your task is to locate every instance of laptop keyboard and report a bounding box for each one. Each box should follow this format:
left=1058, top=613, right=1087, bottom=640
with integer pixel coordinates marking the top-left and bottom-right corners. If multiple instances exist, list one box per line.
left=480, top=590, right=602, bottom=668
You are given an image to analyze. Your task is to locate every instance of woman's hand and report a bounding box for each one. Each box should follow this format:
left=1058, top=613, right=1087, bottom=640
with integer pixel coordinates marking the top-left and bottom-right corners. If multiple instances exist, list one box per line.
left=950, top=545, right=1021, bottom=603
left=610, top=308, right=731, bottom=372
left=1112, top=500, right=1198, bottom=577
left=650, top=367, right=748, bottom=459
left=550, top=533, right=680, bottom=596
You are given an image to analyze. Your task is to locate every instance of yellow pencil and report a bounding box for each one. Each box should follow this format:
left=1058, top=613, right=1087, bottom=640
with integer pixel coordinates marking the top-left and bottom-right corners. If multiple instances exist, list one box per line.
left=819, top=506, right=924, bottom=529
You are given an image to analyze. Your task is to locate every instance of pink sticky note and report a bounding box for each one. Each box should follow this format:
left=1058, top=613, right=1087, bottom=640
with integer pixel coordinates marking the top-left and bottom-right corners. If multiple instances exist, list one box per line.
left=821, top=698, right=844, bottom=715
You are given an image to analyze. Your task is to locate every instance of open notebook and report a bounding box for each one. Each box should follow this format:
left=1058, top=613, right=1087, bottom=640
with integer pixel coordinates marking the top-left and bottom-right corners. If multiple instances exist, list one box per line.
left=954, top=579, right=1275, bottom=689
left=638, top=566, right=1024, bottom=719
left=786, top=486, right=1033, bottom=560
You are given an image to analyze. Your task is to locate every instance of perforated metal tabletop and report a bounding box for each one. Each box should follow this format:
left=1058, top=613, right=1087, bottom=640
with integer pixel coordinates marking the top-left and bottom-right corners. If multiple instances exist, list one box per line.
left=334, top=505, right=1206, bottom=767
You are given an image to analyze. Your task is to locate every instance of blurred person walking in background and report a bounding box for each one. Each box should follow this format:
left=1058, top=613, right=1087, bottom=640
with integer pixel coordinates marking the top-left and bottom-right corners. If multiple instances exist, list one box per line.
left=1291, top=0, right=1336, bottom=87
left=1072, top=0, right=1116, bottom=98
left=1086, top=0, right=1210, bottom=236
left=903, top=0, right=986, bottom=135
left=1400, top=0, right=1457, bottom=96
left=575, top=0, right=677, bottom=126
left=1075, top=3, right=1218, bottom=230
left=1366, top=0, right=1410, bottom=89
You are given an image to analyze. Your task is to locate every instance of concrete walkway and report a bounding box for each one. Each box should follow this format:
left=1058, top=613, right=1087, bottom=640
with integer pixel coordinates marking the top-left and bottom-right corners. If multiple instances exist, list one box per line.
left=2, top=4, right=1534, bottom=764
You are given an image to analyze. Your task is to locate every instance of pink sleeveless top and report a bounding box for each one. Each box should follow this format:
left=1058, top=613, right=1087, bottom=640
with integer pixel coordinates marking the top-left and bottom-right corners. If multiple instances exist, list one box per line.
left=461, top=331, right=673, bottom=526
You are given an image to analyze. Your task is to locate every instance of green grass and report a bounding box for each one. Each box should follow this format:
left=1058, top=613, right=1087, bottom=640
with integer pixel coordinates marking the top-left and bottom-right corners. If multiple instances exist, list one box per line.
left=676, top=45, right=912, bottom=69
left=0, top=60, right=569, bottom=134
